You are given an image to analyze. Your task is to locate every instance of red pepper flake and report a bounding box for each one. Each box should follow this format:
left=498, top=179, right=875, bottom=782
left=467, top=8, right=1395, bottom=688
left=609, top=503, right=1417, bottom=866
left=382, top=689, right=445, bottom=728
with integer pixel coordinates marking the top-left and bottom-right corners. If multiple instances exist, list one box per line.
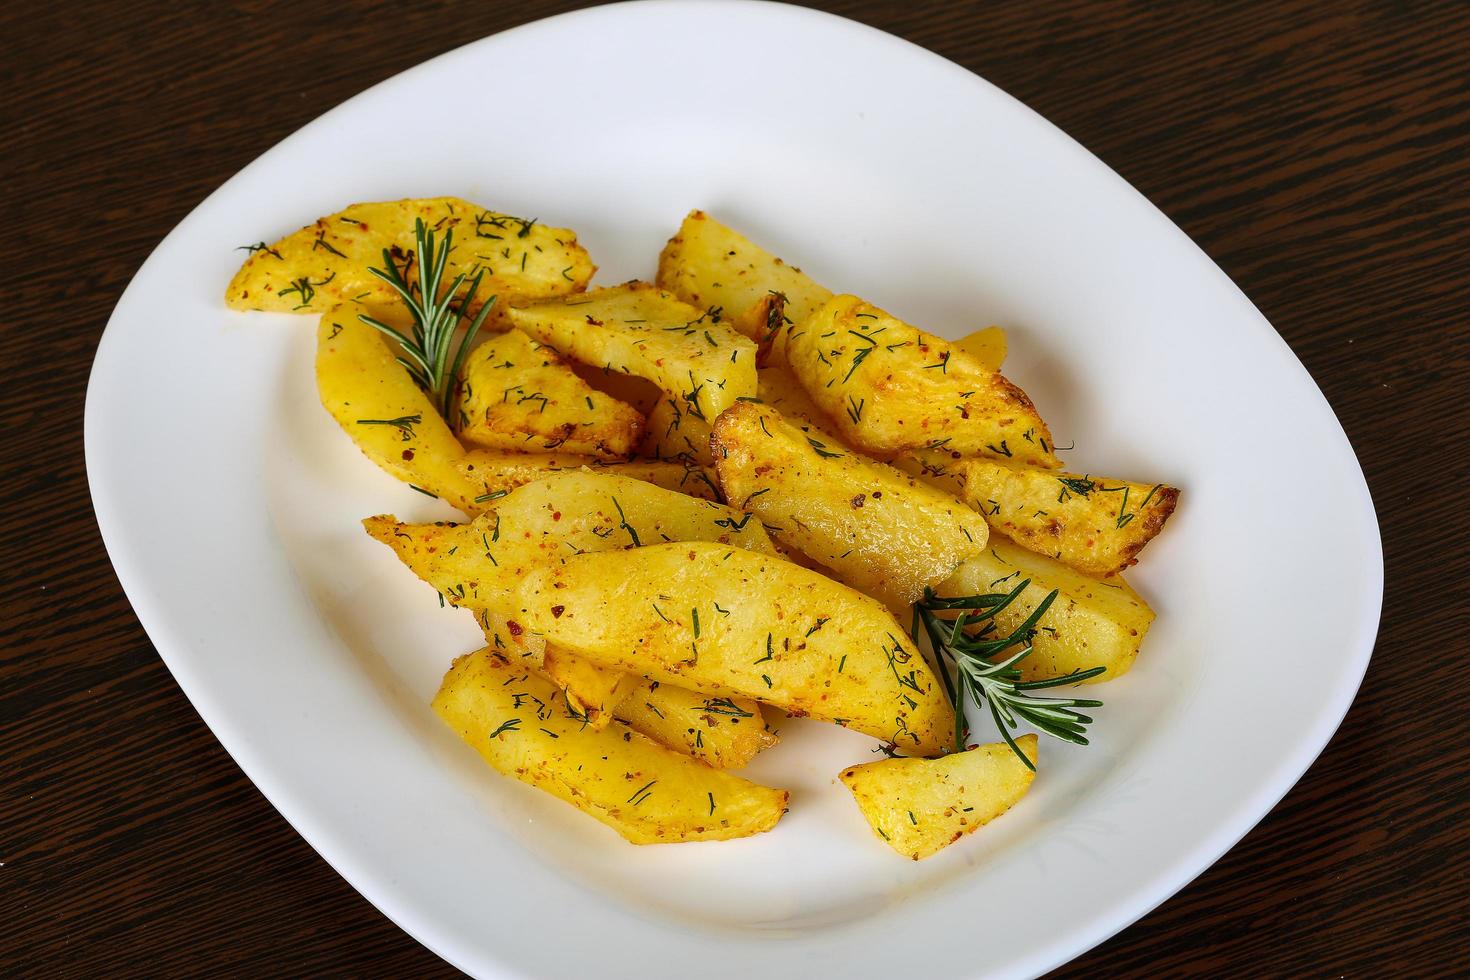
left=551, top=605, right=566, bottom=618
left=507, top=620, right=523, bottom=636
left=552, top=511, right=562, bottom=521
left=401, top=449, right=415, bottom=461
left=851, top=494, right=865, bottom=508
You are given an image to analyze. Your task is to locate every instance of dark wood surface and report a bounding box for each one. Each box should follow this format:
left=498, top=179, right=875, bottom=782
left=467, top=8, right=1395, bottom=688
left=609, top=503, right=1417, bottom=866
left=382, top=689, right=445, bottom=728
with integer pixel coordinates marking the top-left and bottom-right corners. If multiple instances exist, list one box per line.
left=4, top=1, right=1467, bottom=976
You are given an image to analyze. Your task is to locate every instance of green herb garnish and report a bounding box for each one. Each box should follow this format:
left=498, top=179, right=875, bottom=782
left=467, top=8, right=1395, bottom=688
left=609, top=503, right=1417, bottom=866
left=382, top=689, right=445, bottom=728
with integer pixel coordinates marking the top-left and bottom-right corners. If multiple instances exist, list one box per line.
left=915, top=581, right=1105, bottom=768
left=358, top=218, right=495, bottom=420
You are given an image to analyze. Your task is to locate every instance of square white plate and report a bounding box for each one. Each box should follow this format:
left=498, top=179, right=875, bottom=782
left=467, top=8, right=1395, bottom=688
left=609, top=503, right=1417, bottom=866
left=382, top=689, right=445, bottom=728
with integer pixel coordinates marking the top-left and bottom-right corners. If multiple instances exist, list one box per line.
left=86, top=2, right=1382, bottom=977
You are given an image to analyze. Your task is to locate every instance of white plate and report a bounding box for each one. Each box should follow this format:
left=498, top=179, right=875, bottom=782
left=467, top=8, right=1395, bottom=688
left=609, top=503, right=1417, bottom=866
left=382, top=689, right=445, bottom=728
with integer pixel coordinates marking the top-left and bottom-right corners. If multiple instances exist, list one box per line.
left=85, top=2, right=1383, bottom=976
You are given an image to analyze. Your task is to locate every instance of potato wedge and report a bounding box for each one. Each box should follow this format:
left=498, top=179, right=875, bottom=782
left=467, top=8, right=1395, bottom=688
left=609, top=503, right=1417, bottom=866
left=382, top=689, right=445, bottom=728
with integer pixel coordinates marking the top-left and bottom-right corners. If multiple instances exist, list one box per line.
left=456, top=329, right=642, bottom=458
left=473, top=563, right=662, bottom=729
left=839, top=736, right=1036, bottom=860
left=890, top=446, right=967, bottom=497
left=711, top=402, right=990, bottom=608
left=541, top=648, right=641, bottom=728
left=364, top=470, right=777, bottom=612
left=656, top=210, right=834, bottom=339
left=756, top=362, right=843, bottom=434
left=782, top=296, right=1057, bottom=467
left=456, top=450, right=718, bottom=507
left=511, top=542, right=956, bottom=755
left=475, top=607, right=546, bottom=666
left=936, top=536, right=1154, bottom=683
left=434, top=648, right=787, bottom=844
left=639, top=393, right=716, bottom=468
left=505, top=282, right=756, bottom=422
left=954, top=326, right=1007, bottom=371
left=961, top=460, right=1179, bottom=576
left=226, top=197, right=594, bottom=315
left=615, top=682, right=776, bottom=769
left=316, top=307, right=479, bottom=511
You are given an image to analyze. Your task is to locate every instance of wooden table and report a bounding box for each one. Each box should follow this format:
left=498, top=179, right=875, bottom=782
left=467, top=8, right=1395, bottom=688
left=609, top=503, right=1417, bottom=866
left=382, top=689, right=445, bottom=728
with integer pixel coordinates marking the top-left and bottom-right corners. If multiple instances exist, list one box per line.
left=5, top=1, right=1466, bottom=975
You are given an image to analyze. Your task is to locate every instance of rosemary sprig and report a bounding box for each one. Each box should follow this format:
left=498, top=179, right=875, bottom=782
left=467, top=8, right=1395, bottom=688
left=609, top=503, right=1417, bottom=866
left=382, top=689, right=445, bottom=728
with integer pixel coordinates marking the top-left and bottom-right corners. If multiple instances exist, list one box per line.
left=357, top=218, right=495, bottom=420
left=915, top=581, right=1105, bottom=768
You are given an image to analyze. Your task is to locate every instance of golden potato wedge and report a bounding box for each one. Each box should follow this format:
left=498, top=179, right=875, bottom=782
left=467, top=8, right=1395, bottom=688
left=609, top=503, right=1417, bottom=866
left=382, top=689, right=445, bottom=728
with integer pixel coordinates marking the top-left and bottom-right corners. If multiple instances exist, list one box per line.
left=961, top=460, right=1179, bottom=576
left=434, top=648, right=787, bottom=844
left=656, top=210, right=834, bottom=338
left=474, top=567, right=660, bottom=730
left=456, top=450, right=718, bottom=507
left=505, top=282, right=756, bottom=422
left=475, top=607, right=546, bottom=666
left=615, top=681, right=776, bottom=769
left=364, top=470, right=777, bottom=612
left=954, top=326, right=1007, bottom=371
left=226, top=197, right=594, bottom=315
left=839, top=736, right=1036, bottom=860
left=711, top=402, right=990, bottom=608
left=782, top=296, right=1058, bottom=467
left=569, top=362, right=665, bottom=415
left=456, top=329, right=643, bottom=458
left=756, top=363, right=843, bottom=434
left=511, top=542, right=956, bottom=755
left=639, top=393, right=716, bottom=468
left=316, top=307, right=480, bottom=511
left=890, top=446, right=967, bottom=497
left=936, top=536, right=1154, bottom=683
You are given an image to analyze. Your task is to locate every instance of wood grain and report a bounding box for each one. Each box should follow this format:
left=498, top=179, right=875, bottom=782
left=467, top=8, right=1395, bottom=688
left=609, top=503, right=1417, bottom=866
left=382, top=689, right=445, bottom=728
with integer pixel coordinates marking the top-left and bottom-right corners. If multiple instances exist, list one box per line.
left=3, top=1, right=1467, bottom=976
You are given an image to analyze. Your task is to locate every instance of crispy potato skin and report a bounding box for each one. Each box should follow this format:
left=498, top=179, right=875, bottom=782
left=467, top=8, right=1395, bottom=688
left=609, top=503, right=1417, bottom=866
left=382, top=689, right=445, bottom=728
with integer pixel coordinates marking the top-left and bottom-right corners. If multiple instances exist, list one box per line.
left=961, top=460, right=1179, bottom=576
left=781, top=296, right=1057, bottom=467
left=456, top=329, right=643, bottom=458
left=315, top=308, right=479, bottom=511
left=456, top=451, right=719, bottom=509
left=656, top=210, right=834, bottom=339
left=226, top=197, right=594, bottom=316
left=434, top=649, right=787, bottom=844
left=840, top=736, right=1036, bottom=860
left=937, top=536, right=1154, bottom=683
left=505, top=282, right=756, bottom=422
left=614, top=681, right=776, bottom=769
left=711, top=402, right=990, bottom=608
left=362, top=471, right=777, bottom=612
left=511, top=542, right=956, bottom=755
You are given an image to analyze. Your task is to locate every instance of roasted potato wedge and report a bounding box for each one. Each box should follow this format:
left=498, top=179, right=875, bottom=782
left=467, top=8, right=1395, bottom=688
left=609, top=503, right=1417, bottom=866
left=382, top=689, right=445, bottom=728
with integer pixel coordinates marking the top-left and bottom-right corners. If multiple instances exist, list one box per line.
left=541, top=648, right=641, bottom=729
left=954, top=326, right=1007, bottom=371
left=226, top=197, right=594, bottom=315
left=434, top=648, right=787, bottom=844
left=475, top=608, right=546, bottom=666
left=711, top=402, right=990, bottom=608
left=656, top=210, right=834, bottom=341
left=640, top=393, right=716, bottom=467
left=756, top=363, right=843, bottom=434
left=840, top=736, right=1036, bottom=860
left=505, top=282, right=756, bottom=422
left=364, top=470, right=777, bottom=612
left=476, top=611, right=628, bottom=727
left=456, top=329, right=643, bottom=458
left=782, top=296, right=1057, bottom=467
left=936, top=536, right=1154, bottom=683
left=511, top=542, right=956, bottom=755
left=456, top=450, right=718, bottom=507
left=315, top=308, right=479, bottom=511
left=961, top=460, right=1179, bottom=576
left=615, top=682, right=776, bottom=769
